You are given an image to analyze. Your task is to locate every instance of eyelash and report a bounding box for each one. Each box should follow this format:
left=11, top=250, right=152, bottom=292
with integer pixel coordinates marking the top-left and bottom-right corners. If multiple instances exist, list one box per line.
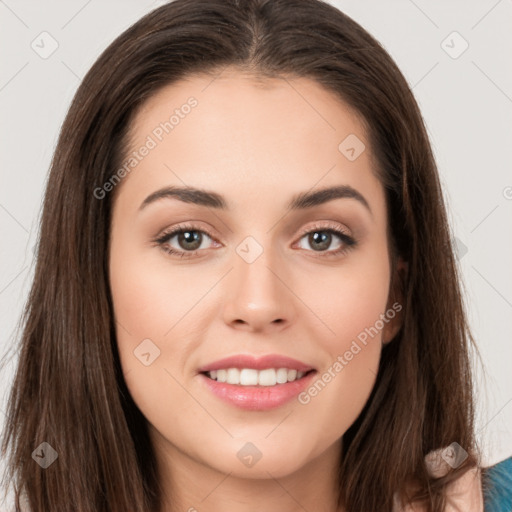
left=153, top=222, right=357, bottom=259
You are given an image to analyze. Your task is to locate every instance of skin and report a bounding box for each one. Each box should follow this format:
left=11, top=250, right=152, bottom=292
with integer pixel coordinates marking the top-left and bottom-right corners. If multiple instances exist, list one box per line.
left=109, top=67, right=404, bottom=512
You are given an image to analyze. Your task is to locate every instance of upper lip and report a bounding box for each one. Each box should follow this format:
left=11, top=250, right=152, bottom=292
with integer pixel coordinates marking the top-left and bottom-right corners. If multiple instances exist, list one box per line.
left=197, top=354, right=315, bottom=373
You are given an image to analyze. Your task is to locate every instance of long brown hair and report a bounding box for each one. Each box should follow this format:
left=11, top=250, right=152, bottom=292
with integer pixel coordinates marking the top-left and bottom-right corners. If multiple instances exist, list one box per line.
left=0, top=0, right=480, bottom=510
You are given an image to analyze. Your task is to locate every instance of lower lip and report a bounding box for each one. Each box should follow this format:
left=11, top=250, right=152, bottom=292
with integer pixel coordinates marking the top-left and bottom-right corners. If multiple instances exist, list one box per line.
left=198, top=371, right=317, bottom=411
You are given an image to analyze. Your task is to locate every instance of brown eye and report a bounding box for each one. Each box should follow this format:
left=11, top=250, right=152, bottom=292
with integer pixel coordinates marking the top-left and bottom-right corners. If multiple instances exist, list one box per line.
left=173, top=230, right=203, bottom=251
left=307, top=231, right=334, bottom=251
left=154, top=224, right=217, bottom=258
left=296, top=227, right=356, bottom=256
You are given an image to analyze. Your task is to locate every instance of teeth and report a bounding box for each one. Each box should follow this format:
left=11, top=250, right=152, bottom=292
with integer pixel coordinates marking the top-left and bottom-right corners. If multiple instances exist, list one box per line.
left=276, top=368, right=288, bottom=384
left=227, top=368, right=240, bottom=383
left=240, top=368, right=258, bottom=385
left=206, top=367, right=309, bottom=385
left=258, top=369, right=276, bottom=386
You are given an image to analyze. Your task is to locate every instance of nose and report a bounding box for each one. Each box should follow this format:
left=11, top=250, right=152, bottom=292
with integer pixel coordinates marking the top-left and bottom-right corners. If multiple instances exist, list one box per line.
left=222, top=243, right=295, bottom=333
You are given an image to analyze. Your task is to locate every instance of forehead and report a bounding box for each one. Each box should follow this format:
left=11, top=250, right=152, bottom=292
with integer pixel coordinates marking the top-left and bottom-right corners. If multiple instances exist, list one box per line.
left=117, top=68, right=384, bottom=219
left=130, top=68, right=367, bottom=147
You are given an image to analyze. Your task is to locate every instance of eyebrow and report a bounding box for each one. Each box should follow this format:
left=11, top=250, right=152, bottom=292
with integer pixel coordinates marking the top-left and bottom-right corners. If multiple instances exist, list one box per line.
left=139, top=184, right=372, bottom=215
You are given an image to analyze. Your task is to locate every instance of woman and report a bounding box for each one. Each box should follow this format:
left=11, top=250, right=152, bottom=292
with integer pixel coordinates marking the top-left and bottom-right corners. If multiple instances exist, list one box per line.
left=0, top=0, right=497, bottom=510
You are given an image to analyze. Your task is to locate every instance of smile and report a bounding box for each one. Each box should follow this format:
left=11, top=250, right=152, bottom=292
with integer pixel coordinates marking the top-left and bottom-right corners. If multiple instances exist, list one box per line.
left=204, top=368, right=308, bottom=386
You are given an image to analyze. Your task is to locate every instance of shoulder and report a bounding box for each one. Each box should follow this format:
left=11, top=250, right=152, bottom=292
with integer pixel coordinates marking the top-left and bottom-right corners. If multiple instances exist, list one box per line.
left=483, top=456, right=512, bottom=512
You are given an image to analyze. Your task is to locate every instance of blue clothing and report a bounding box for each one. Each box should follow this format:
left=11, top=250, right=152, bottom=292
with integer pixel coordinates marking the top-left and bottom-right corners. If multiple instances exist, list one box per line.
left=484, top=457, right=512, bottom=511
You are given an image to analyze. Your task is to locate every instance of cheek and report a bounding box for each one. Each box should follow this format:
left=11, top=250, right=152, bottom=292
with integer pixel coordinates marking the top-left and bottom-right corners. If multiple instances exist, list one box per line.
left=109, top=243, right=200, bottom=439
left=108, top=235, right=216, bottom=412
left=109, top=236, right=178, bottom=387
left=293, top=253, right=390, bottom=437
left=304, top=253, right=391, bottom=354
left=109, top=237, right=212, bottom=346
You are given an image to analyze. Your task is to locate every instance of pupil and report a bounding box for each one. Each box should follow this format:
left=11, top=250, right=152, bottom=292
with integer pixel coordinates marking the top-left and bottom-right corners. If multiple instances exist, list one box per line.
left=179, top=231, right=201, bottom=250
left=310, top=231, right=330, bottom=251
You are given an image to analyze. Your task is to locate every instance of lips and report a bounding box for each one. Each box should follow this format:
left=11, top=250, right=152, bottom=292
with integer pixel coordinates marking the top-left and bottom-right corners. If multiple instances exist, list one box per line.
left=197, top=354, right=317, bottom=410
left=197, top=354, right=315, bottom=373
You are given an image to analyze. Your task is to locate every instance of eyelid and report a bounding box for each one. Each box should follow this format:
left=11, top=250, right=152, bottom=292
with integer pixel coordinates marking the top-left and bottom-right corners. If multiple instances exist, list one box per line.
left=153, top=222, right=220, bottom=246
left=295, top=220, right=352, bottom=239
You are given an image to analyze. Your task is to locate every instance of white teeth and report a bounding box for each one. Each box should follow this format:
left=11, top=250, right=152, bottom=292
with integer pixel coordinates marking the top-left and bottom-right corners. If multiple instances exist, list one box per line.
left=240, top=368, right=258, bottom=385
left=258, top=369, right=276, bottom=386
left=276, top=368, right=288, bottom=384
left=226, top=368, right=240, bottom=384
left=206, top=367, right=310, bottom=385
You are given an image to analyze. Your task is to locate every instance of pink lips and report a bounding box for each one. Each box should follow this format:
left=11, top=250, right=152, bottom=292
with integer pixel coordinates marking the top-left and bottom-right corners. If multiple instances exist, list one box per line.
left=197, top=354, right=314, bottom=373
left=197, top=354, right=316, bottom=411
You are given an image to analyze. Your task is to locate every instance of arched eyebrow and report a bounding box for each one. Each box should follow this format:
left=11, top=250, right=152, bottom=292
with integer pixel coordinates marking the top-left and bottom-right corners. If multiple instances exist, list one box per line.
left=139, top=186, right=226, bottom=210
left=288, top=185, right=371, bottom=215
left=139, top=184, right=372, bottom=216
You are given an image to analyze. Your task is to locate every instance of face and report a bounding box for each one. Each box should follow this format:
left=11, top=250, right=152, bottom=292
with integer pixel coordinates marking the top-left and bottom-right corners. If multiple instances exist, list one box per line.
left=109, top=68, right=402, bottom=481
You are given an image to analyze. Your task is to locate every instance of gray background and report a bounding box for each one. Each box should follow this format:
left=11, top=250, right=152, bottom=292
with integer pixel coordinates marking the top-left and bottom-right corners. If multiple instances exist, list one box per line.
left=1, top=0, right=511, bottom=503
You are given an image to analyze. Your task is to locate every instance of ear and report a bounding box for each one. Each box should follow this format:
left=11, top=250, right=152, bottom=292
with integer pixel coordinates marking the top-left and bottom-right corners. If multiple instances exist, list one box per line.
left=382, top=257, right=408, bottom=345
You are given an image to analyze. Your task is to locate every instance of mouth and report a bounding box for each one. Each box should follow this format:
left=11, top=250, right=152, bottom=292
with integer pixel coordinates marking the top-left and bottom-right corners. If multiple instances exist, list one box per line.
left=197, top=354, right=317, bottom=411
left=200, top=367, right=315, bottom=386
